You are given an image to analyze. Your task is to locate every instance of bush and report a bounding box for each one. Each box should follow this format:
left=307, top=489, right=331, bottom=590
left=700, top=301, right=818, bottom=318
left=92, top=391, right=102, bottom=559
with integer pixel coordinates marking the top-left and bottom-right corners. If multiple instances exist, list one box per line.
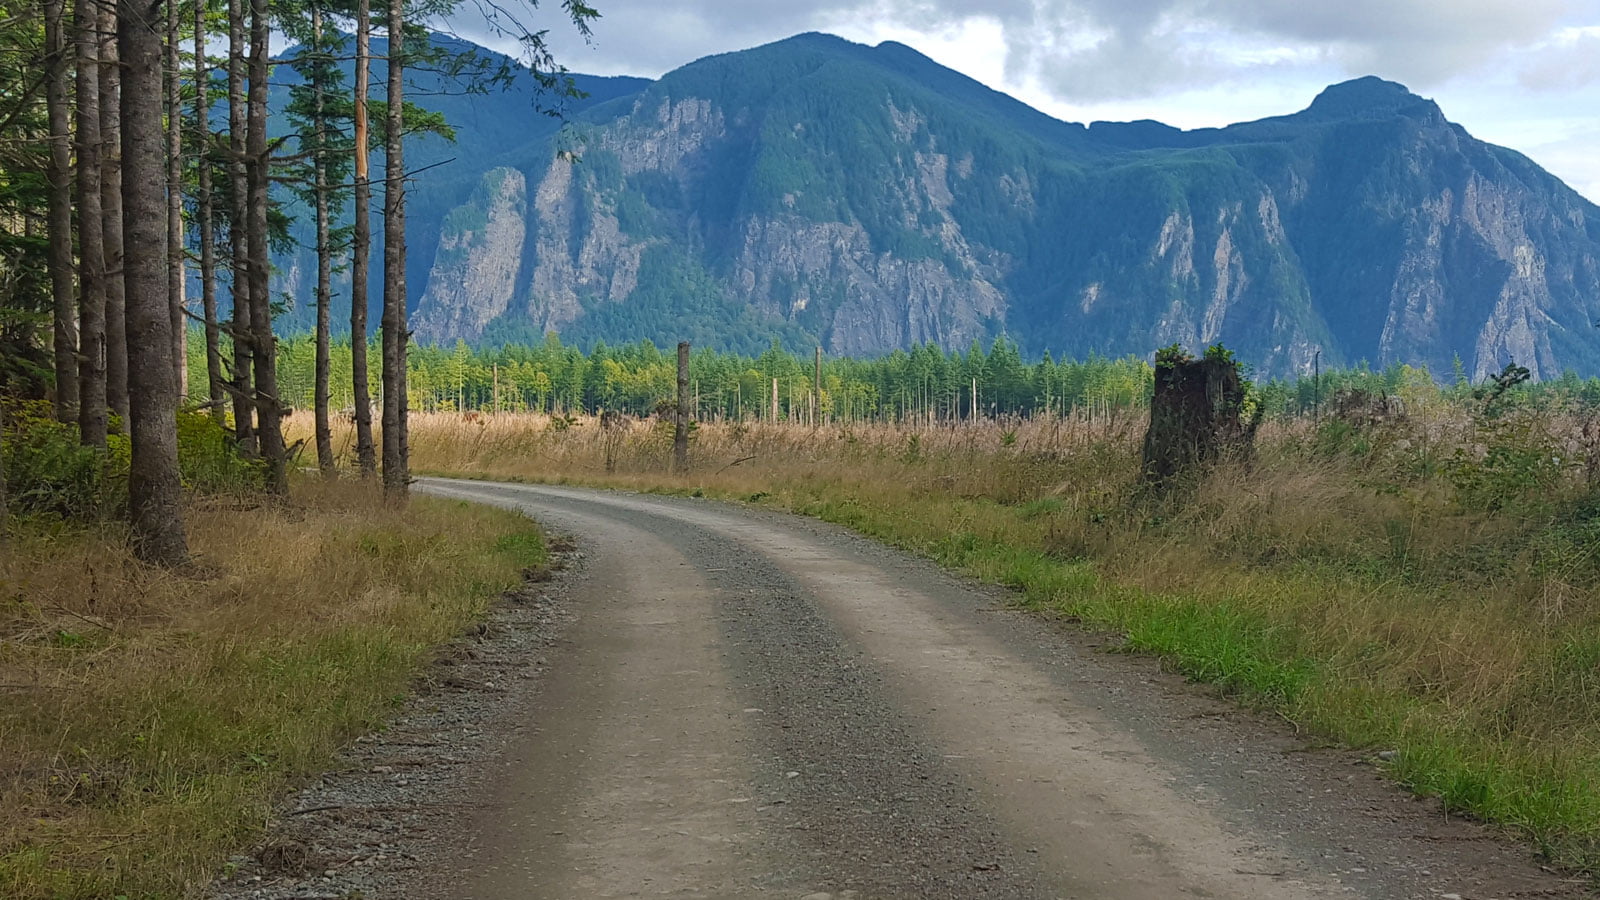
left=1, top=402, right=260, bottom=522
left=175, top=410, right=263, bottom=495
left=2, top=401, right=128, bottom=519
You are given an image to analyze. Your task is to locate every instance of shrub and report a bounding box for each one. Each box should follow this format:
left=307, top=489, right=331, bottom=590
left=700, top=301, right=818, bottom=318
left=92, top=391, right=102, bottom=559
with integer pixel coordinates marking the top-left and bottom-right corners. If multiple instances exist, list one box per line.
left=1, top=402, right=260, bottom=522
left=2, top=401, right=128, bottom=519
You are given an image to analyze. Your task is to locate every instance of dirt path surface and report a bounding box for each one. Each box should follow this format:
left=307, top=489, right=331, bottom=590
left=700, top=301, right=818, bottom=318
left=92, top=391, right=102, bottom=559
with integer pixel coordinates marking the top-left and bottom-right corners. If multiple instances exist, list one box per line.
left=213, top=478, right=1595, bottom=900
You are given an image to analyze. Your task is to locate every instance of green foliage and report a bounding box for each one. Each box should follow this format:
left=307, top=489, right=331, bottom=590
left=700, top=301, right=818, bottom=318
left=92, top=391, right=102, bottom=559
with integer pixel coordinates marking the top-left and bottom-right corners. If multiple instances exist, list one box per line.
left=175, top=411, right=265, bottom=495
left=1, top=402, right=260, bottom=523
left=1448, top=413, right=1564, bottom=517
left=1155, top=344, right=1192, bottom=368
left=2, top=402, right=129, bottom=520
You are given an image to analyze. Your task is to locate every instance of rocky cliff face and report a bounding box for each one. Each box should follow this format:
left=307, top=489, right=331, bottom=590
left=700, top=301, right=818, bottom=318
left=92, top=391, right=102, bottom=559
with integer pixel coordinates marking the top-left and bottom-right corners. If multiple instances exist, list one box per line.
left=413, top=168, right=528, bottom=343
left=381, top=36, right=1600, bottom=377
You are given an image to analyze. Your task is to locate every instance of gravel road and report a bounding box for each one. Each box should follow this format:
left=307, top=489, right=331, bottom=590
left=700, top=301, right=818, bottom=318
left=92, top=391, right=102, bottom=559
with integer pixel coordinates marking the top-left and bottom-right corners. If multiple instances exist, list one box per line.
left=212, top=478, right=1596, bottom=900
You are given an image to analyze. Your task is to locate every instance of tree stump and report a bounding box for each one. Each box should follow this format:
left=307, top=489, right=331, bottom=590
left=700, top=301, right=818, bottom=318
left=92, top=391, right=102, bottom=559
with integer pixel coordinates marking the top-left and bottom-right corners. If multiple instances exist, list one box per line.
left=1141, top=351, right=1252, bottom=484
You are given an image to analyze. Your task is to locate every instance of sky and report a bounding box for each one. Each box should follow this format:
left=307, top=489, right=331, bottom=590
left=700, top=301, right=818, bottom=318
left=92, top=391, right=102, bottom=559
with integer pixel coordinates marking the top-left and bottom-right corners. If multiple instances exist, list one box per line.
left=451, top=0, right=1600, bottom=201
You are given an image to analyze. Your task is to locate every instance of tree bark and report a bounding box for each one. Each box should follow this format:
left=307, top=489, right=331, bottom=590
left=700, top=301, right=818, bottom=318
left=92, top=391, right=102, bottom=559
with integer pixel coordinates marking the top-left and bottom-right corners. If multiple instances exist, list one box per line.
left=195, top=0, right=224, bottom=423
left=120, top=0, right=189, bottom=566
left=248, top=0, right=286, bottom=493
left=0, top=397, right=8, bottom=543
left=74, top=0, right=107, bottom=448
left=381, top=0, right=408, bottom=500
left=311, top=6, right=334, bottom=476
left=226, top=0, right=253, bottom=453
left=167, top=0, right=186, bottom=399
left=350, top=0, right=375, bottom=477
left=1140, top=354, right=1254, bottom=485
left=45, top=0, right=77, bottom=424
left=101, top=2, right=129, bottom=424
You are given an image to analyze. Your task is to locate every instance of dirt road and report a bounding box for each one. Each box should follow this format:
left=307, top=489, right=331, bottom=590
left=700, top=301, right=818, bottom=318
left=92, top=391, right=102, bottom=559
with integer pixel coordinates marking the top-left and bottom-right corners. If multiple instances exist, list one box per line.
left=381, top=478, right=1583, bottom=900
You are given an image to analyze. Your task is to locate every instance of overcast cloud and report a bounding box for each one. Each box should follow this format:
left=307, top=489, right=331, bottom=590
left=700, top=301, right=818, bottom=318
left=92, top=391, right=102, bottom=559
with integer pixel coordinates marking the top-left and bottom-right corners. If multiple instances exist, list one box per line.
left=452, top=0, right=1600, bottom=199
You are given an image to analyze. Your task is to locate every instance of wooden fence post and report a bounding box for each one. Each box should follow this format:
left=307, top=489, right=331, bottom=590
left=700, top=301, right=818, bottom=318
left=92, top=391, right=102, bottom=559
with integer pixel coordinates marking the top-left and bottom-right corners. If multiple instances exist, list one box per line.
left=813, top=346, right=822, bottom=427
left=674, top=341, right=689, bottom=473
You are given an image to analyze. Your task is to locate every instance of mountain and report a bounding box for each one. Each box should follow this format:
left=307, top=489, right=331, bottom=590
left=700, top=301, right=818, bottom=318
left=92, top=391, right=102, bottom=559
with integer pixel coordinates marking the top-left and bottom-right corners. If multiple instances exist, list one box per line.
left=266, top=33, right=1600, bottom=378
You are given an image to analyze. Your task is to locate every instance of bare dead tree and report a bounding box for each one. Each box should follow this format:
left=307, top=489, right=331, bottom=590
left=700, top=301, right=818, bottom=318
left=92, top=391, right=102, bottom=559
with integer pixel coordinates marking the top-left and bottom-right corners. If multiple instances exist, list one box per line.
left=120, top=0, right=189, bottom=566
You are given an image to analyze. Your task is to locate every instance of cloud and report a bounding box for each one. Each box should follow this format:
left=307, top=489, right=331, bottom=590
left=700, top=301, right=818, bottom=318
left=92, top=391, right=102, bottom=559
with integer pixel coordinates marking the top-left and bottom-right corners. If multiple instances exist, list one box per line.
left=460, top=0, right=1592, bottom=106
left=1518, top=26, right=1600, bottom=90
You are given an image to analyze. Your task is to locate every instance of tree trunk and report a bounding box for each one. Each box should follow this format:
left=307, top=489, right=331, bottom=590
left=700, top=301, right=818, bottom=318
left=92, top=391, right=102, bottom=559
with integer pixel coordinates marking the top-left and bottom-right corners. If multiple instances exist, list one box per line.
left=120, top=0, right=189, bottom=566
left=227, top=0, right=254, bottom=453
left=45, top=0, right=77, bottom=424
left=1140, top=354, right=1254, bottom=485
left=74, top=0, right=106, bottom=447
left=247, top=0, right=286, bottom=493
left=312, top=6, right=334, bottom=476
left=350, top=0, right=375, bottom=477
left=0, top=396, right=8, bottom=543
left=101, top=3, right=129, bottom=424
left=166, top=0, right=186, bottom=399
left=381, top=0, right=408, bottom=500
left=674, top=341, right=689, bottom=473
left=195, top=0, right=224, bottom=423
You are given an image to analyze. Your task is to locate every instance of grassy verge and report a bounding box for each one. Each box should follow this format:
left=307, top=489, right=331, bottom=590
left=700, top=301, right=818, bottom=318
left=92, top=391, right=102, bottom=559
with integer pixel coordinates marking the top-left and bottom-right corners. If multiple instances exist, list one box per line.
left=378, top=410, right=1600, bottom=875
left=0, top=479, right=545, bottom=900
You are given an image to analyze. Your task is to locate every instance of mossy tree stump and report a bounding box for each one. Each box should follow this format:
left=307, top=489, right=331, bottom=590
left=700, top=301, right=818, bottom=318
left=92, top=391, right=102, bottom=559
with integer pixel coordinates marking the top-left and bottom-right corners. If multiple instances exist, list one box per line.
left=1141, top=347, right=1253, bottom=485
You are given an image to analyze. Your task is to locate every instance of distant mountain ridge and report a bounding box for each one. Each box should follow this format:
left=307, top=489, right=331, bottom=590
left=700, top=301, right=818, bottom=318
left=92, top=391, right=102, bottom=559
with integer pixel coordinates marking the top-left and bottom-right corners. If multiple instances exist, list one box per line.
left=265, top=32, right=1600, bottom=378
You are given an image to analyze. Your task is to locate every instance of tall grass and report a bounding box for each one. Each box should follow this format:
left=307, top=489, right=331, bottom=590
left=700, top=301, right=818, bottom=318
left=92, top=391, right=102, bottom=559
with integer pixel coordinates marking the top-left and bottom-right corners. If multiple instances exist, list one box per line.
left=0, top=479, right=545, bottom=899
left=357, top=406, right=1600, bottom=873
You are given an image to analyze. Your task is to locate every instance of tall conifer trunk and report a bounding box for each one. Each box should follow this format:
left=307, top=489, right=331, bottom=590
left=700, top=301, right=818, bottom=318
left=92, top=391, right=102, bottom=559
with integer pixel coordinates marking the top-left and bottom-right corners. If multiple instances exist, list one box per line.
left=227, top=0, right=253, bottom=453
left=120, top=0, right=189, bottom=565
left=45, top=0, right=76, bottom=423
left=247, top=0, right=286, bottom=493
left=350, top=0, right=376, bottom=477
left=167, top=0, right=186, bottom=398
left=381, top=0, right=407, bottom=499
left=101, top=3, right=129, bottom=423
left=311, top=5, right=334, bottom=475
left=195, top=0, right=225, bottom=422
left=74, top=0, right=107, bottom=447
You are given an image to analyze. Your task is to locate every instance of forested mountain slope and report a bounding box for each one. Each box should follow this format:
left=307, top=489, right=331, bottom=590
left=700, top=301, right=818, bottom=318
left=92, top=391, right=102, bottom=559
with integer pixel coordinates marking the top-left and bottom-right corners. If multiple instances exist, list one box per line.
left=267, top=33, right=1600, bottom=378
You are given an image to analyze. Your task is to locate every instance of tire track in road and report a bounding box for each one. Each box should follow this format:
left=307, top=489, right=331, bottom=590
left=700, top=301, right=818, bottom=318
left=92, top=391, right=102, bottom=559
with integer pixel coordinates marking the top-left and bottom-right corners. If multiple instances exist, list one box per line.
left=421, top=478, right=1592, bottom=900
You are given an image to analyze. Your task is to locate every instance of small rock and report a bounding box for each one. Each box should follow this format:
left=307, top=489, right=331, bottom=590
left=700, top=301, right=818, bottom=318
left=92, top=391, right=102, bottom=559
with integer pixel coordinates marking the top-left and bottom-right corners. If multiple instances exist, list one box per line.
left=1441, top=894, right=1462, bottom=900
left=1377, top=750, right=1398, bottom=762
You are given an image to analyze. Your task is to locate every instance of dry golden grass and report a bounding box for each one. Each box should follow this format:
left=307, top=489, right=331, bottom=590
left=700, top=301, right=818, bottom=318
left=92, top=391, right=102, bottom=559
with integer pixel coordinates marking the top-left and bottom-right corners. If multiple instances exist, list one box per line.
left=341, top=408, right=1600, bottom=872
left=0, top=478, right=544, bottom=899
